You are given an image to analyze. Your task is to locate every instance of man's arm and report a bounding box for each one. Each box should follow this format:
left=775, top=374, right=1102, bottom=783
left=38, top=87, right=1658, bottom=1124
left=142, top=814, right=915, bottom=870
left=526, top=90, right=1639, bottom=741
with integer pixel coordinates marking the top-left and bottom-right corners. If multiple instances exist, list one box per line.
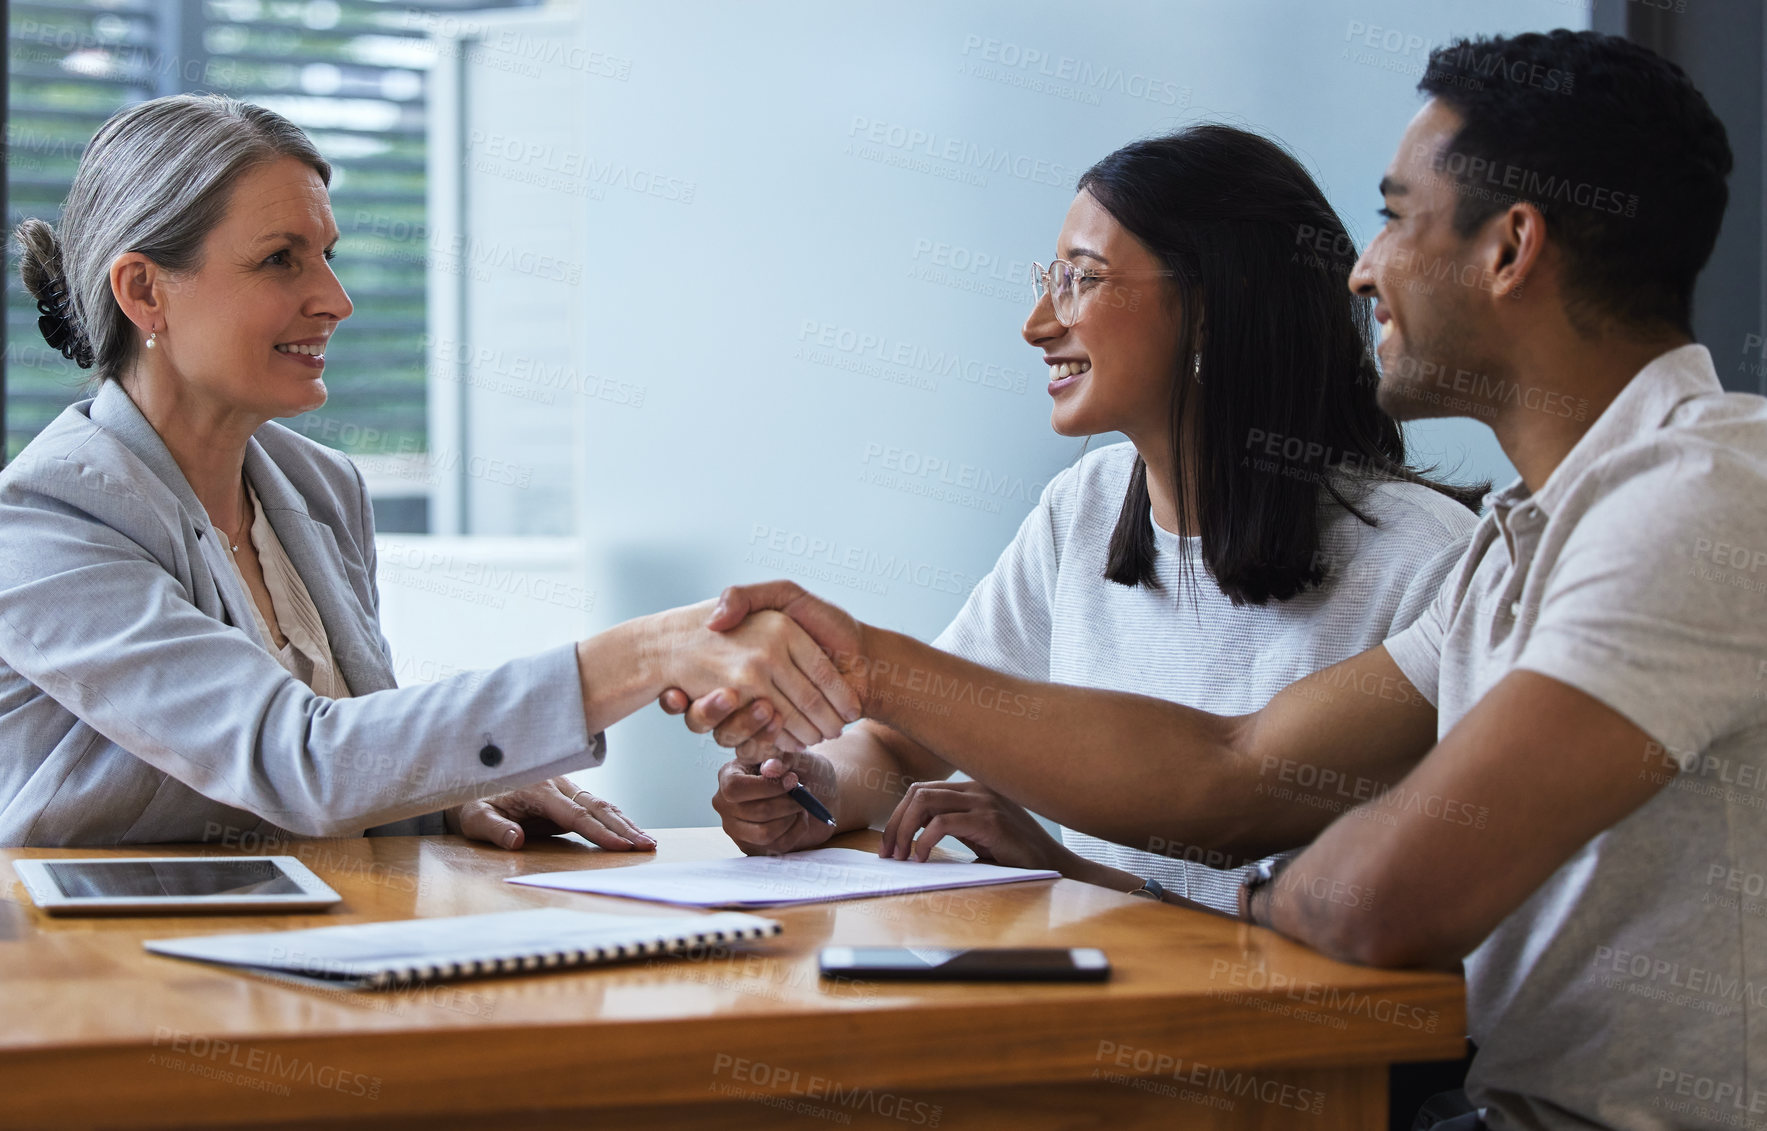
left=1250, top=459, right=1767, bottom=968
left=1250, top=670, right=1672, bottom=970
left=853, top=626, right=1438, bottom=862
left=688, top=582, right=1438, bottom=866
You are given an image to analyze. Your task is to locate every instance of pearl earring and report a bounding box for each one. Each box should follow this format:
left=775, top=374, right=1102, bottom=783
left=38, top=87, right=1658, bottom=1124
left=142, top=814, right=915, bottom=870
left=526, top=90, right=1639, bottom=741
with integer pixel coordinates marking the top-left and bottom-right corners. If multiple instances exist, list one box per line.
left=1193, top=352, right=1202, bottom=383
left=145, top=330, right=157, bottom=350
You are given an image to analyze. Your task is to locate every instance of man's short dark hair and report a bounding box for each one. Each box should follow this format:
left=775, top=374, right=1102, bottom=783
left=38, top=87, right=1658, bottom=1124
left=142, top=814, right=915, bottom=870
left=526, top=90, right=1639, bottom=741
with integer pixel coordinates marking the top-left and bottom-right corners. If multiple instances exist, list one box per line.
left=1418, top=29, right=1731, bottom=337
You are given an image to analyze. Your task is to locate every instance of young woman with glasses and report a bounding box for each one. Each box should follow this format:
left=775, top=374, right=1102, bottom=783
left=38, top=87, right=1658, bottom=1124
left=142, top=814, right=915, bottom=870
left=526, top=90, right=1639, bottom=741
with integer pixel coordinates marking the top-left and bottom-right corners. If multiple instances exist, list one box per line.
left=697, top=124, right=1484, bottom=911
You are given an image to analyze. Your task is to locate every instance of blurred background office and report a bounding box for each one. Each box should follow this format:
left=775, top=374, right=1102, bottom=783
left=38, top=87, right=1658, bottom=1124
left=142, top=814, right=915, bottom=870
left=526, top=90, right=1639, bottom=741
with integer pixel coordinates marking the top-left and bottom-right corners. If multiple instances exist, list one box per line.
left=5, top=0, right=1763, bottom=826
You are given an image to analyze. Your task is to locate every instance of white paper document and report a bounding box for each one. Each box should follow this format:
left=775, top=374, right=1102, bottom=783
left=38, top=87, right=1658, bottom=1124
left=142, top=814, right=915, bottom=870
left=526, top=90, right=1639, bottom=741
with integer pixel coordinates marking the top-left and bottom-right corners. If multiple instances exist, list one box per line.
left=507, top=847, right=1060, bottom=908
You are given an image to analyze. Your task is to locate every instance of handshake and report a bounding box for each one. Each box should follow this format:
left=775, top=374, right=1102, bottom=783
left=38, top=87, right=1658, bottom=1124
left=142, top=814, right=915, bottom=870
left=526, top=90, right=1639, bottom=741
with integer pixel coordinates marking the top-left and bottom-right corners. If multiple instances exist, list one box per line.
left=658, top=582, right=1076, bottom=878
left=457, top=577, right=1066, bottom=875
left=450, top=578, right=870, bottom=853
left=653, top=580, right=872, bottom=755
left=654, top=581, right=877, bottom=855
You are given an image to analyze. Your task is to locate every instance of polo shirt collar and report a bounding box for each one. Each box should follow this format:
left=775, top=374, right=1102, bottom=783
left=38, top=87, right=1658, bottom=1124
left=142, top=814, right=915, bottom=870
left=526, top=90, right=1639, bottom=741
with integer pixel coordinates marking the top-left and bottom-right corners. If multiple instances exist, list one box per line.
left=1499, top=343, right=1720, bottom=518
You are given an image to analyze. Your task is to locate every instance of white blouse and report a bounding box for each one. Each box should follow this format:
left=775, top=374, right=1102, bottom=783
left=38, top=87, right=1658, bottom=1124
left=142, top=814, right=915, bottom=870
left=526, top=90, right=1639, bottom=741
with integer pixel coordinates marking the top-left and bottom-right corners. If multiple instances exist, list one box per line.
left=226, top=479, right=352, bottom=699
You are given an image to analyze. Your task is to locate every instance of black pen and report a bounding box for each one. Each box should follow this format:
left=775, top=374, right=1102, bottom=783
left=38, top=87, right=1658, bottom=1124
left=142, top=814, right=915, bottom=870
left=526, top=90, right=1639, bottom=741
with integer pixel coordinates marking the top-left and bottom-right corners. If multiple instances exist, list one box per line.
left=787, top=783, right=837, bottom=826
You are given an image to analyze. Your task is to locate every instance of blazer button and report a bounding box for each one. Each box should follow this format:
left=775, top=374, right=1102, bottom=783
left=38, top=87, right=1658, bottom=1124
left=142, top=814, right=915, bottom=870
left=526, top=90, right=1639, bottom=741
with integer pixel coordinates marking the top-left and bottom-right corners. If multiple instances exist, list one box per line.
left=479, top=744, right=504, bottom=767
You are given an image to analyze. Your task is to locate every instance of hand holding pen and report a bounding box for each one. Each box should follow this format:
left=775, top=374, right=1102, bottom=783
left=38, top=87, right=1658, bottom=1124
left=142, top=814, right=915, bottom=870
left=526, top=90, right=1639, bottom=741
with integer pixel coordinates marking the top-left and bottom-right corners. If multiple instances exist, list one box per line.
left=660, top=683, right=846, bottom=854
left=710, top=741, right=846, bottom=856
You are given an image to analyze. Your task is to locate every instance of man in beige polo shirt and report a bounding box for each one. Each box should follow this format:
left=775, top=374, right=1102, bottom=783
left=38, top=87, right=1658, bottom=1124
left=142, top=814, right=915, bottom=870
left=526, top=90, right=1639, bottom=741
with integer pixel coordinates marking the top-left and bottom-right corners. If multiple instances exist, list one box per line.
left=684, top=28, right=1759, bottom=1131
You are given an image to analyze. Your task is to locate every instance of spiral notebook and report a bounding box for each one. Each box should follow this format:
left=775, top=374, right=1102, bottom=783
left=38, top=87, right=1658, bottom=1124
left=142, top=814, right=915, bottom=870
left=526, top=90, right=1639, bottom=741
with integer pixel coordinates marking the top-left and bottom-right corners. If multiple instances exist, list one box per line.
left=144, top=907, right=783, bottom=990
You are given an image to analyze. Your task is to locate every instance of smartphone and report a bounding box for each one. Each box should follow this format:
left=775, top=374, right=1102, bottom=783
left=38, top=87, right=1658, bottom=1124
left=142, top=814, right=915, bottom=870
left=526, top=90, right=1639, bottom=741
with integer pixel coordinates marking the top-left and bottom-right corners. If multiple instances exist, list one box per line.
left=819, top=946, right=1110, bottom=982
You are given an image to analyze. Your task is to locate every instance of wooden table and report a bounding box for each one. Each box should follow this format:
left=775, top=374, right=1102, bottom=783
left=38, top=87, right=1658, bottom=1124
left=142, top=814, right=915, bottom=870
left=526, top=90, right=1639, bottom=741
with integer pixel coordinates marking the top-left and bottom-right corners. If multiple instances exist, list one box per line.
left=0, top=830, right=1464, bottom=1130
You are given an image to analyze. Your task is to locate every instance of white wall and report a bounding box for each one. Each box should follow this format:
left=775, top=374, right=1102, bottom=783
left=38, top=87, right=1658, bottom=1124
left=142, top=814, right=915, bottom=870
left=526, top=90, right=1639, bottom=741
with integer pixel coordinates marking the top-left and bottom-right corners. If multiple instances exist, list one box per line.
left=423, top=0, right=1588, bottom=827
left=373, top=537, right=592, bottom=677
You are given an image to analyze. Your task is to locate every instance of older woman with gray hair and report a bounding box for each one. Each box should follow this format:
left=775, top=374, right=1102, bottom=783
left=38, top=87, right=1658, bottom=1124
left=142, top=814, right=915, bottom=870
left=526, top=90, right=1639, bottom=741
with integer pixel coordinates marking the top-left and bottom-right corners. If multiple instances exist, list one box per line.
left=0, top=94, right=855, bottom=848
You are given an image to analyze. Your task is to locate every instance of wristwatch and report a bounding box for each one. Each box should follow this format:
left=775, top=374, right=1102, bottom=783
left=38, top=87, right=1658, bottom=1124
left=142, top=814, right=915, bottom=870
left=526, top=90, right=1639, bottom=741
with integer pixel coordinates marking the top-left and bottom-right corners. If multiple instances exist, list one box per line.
left=1128, top=877, right=1165, bottom=901
left=1237, top=858, right=1285, bottom=925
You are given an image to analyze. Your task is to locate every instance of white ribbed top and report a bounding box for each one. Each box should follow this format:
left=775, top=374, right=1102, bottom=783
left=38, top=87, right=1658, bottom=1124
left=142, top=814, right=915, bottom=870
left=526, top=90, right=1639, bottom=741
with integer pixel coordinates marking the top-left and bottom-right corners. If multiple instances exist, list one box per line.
left=933, top=442, right=1476, bottom=913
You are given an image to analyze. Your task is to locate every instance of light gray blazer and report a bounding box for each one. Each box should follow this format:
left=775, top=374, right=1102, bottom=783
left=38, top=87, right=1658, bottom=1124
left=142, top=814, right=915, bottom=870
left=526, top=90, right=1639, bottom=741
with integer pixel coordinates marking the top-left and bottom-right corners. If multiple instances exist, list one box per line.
left=0, top=381, right=604, bottom=846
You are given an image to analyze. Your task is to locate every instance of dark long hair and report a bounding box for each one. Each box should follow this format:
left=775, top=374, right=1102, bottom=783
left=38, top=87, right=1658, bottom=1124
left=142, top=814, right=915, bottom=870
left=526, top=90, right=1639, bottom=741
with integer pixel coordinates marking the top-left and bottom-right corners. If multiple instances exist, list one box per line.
left=1082, top=125, right=1483, bottom=605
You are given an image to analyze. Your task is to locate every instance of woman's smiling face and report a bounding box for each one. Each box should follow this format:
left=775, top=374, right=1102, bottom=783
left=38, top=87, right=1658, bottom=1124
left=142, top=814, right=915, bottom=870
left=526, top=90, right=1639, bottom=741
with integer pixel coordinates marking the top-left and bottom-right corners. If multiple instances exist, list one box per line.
left=1022, top=189, right=1186, bottom=442
left=148, top=155, right=352, bottom=421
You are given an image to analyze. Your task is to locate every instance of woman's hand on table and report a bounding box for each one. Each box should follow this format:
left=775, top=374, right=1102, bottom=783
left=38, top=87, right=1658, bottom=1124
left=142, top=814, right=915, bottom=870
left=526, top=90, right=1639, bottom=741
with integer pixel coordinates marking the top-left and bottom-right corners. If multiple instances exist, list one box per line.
left=446, top=777, right=656, bottom=852
left=880, top=779, right=1074, bottom=867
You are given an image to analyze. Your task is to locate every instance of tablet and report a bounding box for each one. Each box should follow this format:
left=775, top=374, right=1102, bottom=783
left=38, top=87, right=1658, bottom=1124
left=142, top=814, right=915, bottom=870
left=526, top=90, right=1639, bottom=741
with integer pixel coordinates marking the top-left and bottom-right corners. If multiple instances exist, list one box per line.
left=12, top=856, right=342, bottom=916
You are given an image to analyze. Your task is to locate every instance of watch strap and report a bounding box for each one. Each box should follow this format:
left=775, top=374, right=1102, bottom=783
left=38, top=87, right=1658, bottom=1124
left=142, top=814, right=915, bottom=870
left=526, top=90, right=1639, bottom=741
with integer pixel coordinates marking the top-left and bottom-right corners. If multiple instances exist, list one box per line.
left=1128, top=876, right=1166, bottom=901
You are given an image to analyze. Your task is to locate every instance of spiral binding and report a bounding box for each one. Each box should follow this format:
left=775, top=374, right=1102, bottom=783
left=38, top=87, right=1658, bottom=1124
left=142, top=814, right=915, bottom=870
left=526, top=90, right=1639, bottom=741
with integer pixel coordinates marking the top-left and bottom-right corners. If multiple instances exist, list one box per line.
left=362, top=921, right=781, bottom=989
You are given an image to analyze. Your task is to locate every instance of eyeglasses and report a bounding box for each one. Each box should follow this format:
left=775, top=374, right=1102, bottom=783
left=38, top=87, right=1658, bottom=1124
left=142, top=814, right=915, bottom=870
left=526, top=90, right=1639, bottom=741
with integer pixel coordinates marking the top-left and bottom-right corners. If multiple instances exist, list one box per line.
left=1031, top=259, right=1179, bottom=327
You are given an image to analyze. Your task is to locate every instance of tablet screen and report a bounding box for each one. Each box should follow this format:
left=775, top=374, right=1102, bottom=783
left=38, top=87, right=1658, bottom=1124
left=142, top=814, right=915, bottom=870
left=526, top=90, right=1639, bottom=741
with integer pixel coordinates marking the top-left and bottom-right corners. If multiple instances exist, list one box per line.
left=43, top=859, right=305, bottom=899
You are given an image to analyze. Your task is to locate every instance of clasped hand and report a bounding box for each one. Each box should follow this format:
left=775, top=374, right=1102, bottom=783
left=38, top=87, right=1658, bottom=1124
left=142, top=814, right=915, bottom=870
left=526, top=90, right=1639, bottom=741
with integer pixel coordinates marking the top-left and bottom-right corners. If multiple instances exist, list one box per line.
left=656, top=582, right=1071, bottom=868
left=451, top=583, right=864, bottom=851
